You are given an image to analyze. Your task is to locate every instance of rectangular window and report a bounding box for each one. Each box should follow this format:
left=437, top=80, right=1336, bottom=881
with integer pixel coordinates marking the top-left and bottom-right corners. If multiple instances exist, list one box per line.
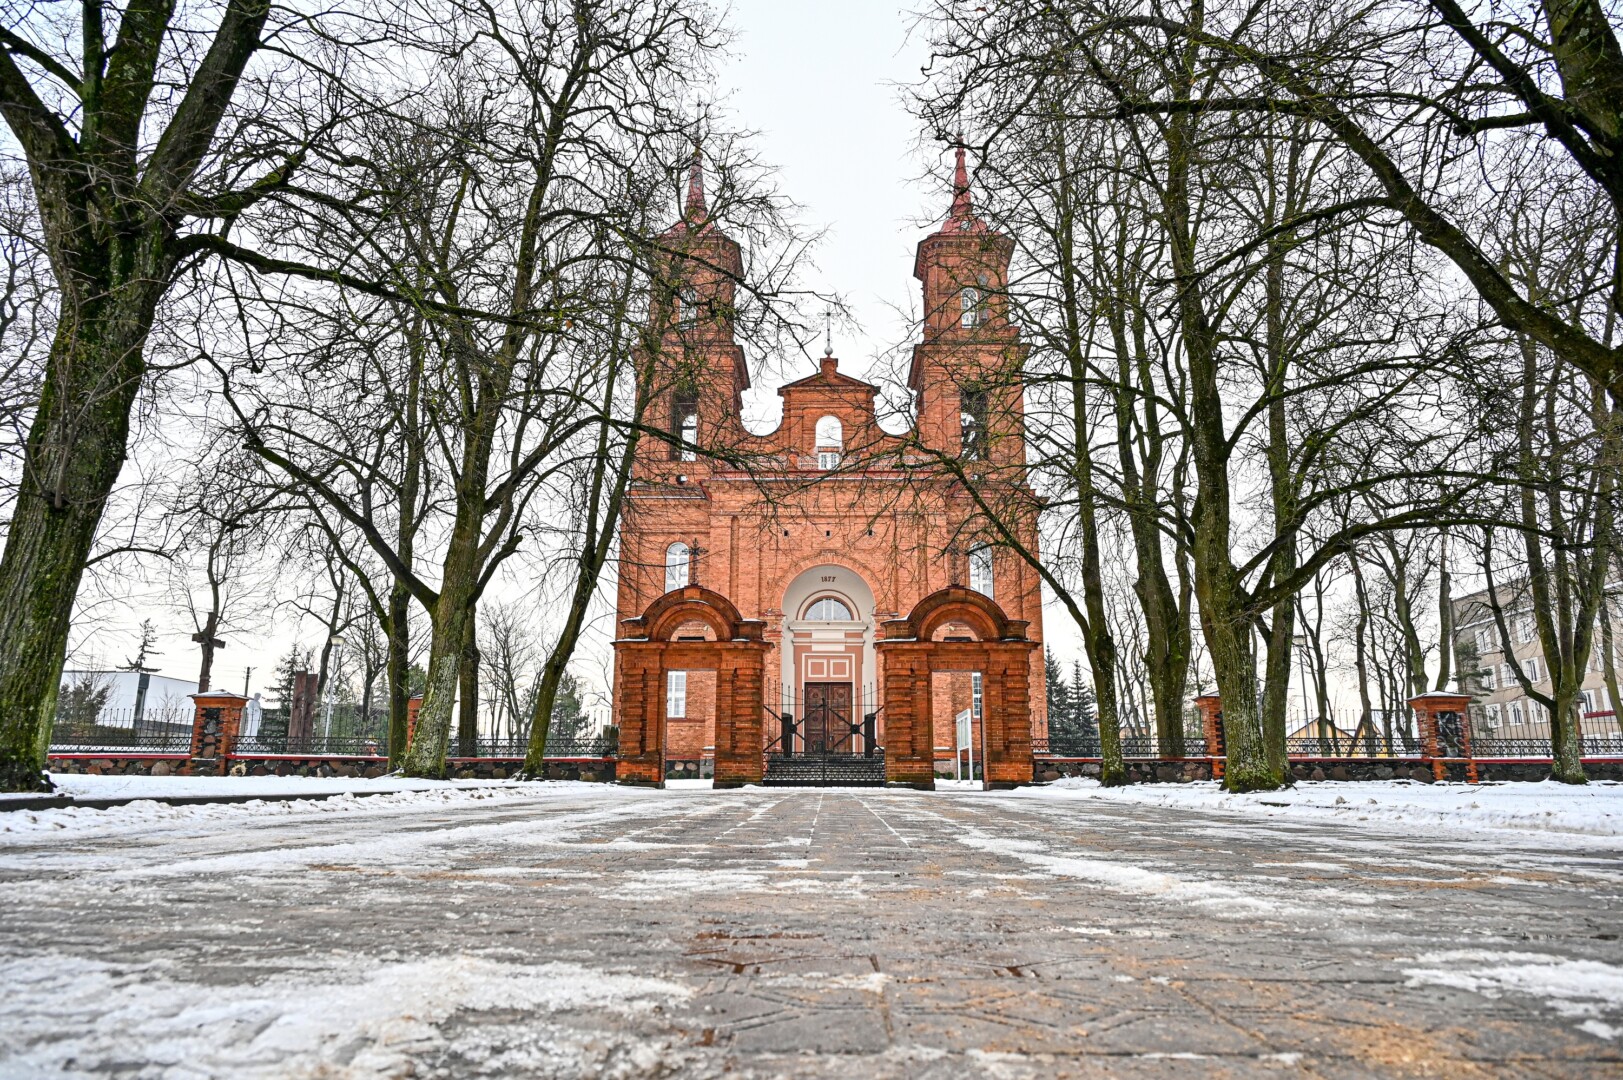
left=817, top=451, right=840, bottom=470
left=1525, top=656, right=1542, bottom=683
left=1516, top=614, right=1534, bottom=643
left=1485, top=703, right=1502, bottom=728
left=971, top=672, right=983, bottom=720
left=969, top=546, right=994, bottom=598
left=1502, top=662, right=1516, bottom=687
left=671, top=388, right=698, bottom=462
left=666, top=671, right=687, bottom=718
left=1479, top=666, right=1495, bottom=692
left=1509, top=700, right=1525, bottom=727
left=960, top=389, right=988, bottom=460
left=1475, top=627, right=1493, bottom=654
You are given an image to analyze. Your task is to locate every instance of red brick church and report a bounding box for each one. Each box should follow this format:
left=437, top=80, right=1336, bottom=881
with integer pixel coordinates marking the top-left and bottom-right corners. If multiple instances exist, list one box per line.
left=612, top=151, right=1045, bottom=789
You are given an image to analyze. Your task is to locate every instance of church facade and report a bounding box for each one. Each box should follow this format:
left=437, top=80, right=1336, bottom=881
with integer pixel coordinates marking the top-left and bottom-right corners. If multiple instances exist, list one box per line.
left=611, top=152, right=1045, bottom=789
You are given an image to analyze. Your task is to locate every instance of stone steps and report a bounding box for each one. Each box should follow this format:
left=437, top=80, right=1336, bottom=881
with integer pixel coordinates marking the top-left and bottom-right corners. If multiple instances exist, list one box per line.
left=762, top=755, right=887, bottom=787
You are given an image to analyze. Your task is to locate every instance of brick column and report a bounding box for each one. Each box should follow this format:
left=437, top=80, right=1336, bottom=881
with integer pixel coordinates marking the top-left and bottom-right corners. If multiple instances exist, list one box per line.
left=1195, top=695, right=1224, bottom=780
left=1410, top=691, right=1475, bottom=783
left=713, top=647, right=767, bottom=788
left=614, top=648, right=664, bottom=786
left=985, top=651, right=1034, bottom=789
left=188, top=692, right=247, bottom=777
left=879, top=650, right=933, bottom=789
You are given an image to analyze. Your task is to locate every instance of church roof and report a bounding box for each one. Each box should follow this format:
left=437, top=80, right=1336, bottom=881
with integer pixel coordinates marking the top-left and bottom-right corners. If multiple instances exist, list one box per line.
left=778, top=356, right=878, bottom=395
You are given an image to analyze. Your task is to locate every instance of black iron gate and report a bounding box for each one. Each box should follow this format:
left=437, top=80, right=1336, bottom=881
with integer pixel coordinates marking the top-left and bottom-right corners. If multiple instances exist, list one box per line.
left=763, top=681, right=884, bottom=786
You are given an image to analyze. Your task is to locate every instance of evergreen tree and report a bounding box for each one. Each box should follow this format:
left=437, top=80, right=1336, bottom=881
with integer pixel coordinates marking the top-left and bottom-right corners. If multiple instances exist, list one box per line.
left=1044, top=649, right=1070, bottom=735
left=549, top=671, right=587, bottom=745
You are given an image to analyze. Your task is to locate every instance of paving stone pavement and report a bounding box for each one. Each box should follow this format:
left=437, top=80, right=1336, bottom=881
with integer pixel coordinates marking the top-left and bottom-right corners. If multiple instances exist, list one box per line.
left=1, top=785, right=1620, bottom=1078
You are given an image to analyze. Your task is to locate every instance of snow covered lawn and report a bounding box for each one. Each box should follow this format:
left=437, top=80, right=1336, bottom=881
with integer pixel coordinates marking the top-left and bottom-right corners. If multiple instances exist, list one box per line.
left=30, top=770, right=520, bottom=801
left=1011, top=777, right=1623, bottom=840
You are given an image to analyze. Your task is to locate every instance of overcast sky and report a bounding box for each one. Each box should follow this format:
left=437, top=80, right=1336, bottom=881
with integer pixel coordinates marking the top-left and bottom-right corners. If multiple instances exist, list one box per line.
left=722, top=1, right=938, bottom=393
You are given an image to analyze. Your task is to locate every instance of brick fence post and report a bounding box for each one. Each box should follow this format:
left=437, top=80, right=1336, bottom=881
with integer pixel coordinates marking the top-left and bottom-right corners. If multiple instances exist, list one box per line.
left=188, top=692, right=247, bottom=777
left=1195, top=694, right=1224, bottom=781
left=405, top=695, right=423, bottom=745
left=1410, top=692, right=1475, bottom=783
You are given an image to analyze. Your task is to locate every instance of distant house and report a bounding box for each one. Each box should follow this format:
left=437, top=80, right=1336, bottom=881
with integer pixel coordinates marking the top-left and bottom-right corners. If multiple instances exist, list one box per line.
left=1450, top=586, right=1622, bottom=741
left=59, top=670, right=197, bottom=730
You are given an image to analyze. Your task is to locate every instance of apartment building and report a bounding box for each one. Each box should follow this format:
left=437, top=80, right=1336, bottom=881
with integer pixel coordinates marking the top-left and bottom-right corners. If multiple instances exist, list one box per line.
left=1452, top=586, right=1622, bottom=740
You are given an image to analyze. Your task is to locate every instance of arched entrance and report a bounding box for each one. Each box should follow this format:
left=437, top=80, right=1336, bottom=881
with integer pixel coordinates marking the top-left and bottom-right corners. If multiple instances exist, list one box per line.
left=875, top=587, right=1037, bottom=790
left=614, top=586, right=770, bottom=788
left=776, top=564, right=878, bottom=754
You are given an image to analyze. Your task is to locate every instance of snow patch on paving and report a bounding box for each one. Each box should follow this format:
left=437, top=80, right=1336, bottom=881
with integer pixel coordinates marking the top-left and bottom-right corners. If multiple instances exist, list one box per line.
left=1403, top=950, right=1623, bottom=1040
left=954, top=832, right=1292, bottom=916
left=0, top=783, right=547, bottom=839
left=0, top=950, right=691, bottom=1077
left=1008, top=778, right=1623, bottom=840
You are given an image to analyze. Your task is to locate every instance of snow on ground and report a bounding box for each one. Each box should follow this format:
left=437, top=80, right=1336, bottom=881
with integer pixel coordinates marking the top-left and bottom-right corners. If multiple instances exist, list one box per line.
left=0, top=778, right=600, bottom=840
left=1405, top=951, right=1623, bottom=1042
left=0, top=951, right=690, bottom=1079
left=1010, top=777, right=1623, bottom=839
left=32, top=771, right=521, bottom=801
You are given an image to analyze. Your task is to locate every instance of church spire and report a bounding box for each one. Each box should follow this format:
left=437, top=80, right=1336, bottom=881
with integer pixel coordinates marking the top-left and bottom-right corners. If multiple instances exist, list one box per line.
left=950, top=143, right=972, bottom=221
left=685, top=144, right=707, bottom=221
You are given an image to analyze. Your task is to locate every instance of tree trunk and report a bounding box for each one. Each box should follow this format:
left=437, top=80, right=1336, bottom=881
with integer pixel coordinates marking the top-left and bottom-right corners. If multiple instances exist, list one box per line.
left=458, top=608, right=479, bottom=757
left=0, top=278, right=162, bottom=791
left=386, top=582, right=411, bottom=767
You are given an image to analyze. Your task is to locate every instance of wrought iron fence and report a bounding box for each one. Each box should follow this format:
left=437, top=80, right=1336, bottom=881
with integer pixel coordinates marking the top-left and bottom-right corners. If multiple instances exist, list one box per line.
left=234, top=733, right=388, bottom=756
left=49, top=707, right=193, bottom=753
left=452, top=734, right=618, bottom=758
left=1035, top=732, right=1208, bottom=758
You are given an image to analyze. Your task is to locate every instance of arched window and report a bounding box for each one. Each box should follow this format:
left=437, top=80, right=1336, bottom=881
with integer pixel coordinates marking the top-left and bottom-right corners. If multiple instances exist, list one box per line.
left=960, top=388, right=988, bottom=460
left=664, top=542, right=690, bottom=592
left=678, top=285, right=699, bottom=327
left=814, top=414, right=842, bottom=469
left=805, top=596, right=854, bottom=621
left=969, top=545, right=994, bottom=598
left=960, top=287, right=980, bottom=328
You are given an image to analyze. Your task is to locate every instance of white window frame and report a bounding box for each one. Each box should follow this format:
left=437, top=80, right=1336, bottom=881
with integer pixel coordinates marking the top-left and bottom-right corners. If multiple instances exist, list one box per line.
left=664, top=542, right=690, bottom=592
left=805, top=596, right=854, bottom=621
left=1484, top=703, right=1502, bottom=729
left=666, top=671, right=687, bottom=718
left=817, top=451, right=840, bottom=470
left=960, top=287, right=981, bottom=328
left=1502, top=661, right=1516, bottom=687
left=969, top=545, right=994, bottom=598
left=1479, top=666, right=1495, bottom=692
left=971, top=672, right=983, bottom=720
left=1475, top=627, right=1492, bottom=653
left=1516, top=614, right=1534, bottom=643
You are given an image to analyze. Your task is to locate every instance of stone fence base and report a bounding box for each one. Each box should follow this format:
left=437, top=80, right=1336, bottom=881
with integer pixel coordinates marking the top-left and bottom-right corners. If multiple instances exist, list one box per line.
left=1036, top=759, right=1213, bottom=784
left=1034, top=757, right=1623, bottom=783
left=48, top=753, right=617, bottom=783
left=47, top=754, right=189, bottom=777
